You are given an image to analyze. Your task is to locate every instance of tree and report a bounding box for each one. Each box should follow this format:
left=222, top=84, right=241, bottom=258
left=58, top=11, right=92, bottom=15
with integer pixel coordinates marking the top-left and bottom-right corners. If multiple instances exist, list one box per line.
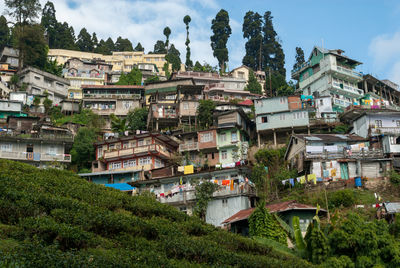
left=245, top=71, right=262, bottom=94
left=41, top=1, right=57, bottom=48
left=110, top=114, right=127, bottom=134
left=163, top=26, right=171, bottom=50
left=104, top=37, right=115, bottom=54
left=293, top=47, right=305, bottom=73
left=262, top=11, right=286, bottom=77
left=210, top=9, right=231, bottom=72
left=54, top=22, right=78, bottom=50
left=115, top=36, right=133, bottom=52
left=76, top=28, right=93, bottom=52
left=183, top=15, right=193, bottom=69
left=70, top=127, right=97, bottom=172
left=144, top=75, right=159, bottom=84
left=152, top=40, right=167, bottom=54
left=127, top=107, right=148, bottom=131
left=165, top=44, right=181, bottom=71
left=193, top=61, right=202, bottom=71
left=13, top=24, right=47, bottom=69
left=134, top=42, right=144, bottom=52
left=197, top=99, right=215, bottom=128
left=116, top=67, right=142, bottom=85
left=91, top=32, right=98, bottom=51
left=5, top=0, right=42, bottom=70
left=0, top=16, right=10, bottom=49
left=33, top=95, right=40, bottom=111
left=276, top=80, right=295, bottom=97
left=44, top=58, right=62, bottom=76
left=43, top=97, right=52, bottom=114
left=194, top=181, right=219, bottom=220
left=248, top=201, right=287, bottom=244
left=250, top=164, right=268, bottom=199
left=242, top=11, right=263, bottom=70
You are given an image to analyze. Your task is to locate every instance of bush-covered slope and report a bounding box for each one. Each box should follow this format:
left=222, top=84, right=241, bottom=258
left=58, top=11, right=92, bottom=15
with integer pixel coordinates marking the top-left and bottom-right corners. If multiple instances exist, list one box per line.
left=0, top=160, right=311, bottom=267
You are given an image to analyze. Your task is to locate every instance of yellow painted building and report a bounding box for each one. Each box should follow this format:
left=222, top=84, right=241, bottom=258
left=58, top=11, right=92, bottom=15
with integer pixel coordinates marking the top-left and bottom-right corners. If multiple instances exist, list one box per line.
left=48, top=49, right=183, bottom=76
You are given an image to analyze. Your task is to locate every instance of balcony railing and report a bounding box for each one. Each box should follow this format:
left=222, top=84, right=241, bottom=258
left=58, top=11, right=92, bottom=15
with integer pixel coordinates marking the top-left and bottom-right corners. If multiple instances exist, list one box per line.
left=83, top=94, right=141, bottom=99
left=103, top=144, right=172, bottom=159
left=0, top=133, right=73, bottom=142
left=152, top=110, right=178, bottom=118
left=305, top=149, right=383, bottom=160
left=179, top=142, right=199, bottom=152
left=335, top=66, right=363, bottom=79
left=0, top=151, right=71, bottom=162
left=370, top=126, right=400, bottom=135
left=332, top=82, right=364, bottom=96
left=65, top=73, right=105, bottom=79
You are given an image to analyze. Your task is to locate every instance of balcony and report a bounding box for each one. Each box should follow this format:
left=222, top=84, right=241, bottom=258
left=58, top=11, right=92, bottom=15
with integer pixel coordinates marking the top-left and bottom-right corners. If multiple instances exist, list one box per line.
left=332, top=66, right=363, bottom=80
left=103, top=144, right=172, bottom=160
left=179, top=142, right=199, bottom=152
left=83, top=94, right=141, bottom=100
left=0, top=151, right=71, bottom=162
left=65, top=73, right=105, bottom=79
left=370, top=126, right=400, bottom=136
left=152, top=110, right=178, bottom=119
left=0, top=133, right=73, bottom=142
left=305, top=149, right=383, bottom=160
left=332, top=81, right=364, bottom=97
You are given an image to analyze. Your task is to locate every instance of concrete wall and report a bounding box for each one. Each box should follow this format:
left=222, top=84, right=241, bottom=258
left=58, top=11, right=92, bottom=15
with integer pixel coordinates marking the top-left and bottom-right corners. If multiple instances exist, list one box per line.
left=0, top=101, right=22, bottom=112
left=256, top=110, right=309, bottom=131
left=254, top=97, right=289, bottom=114
left=206, top=195, right=251, bottom=227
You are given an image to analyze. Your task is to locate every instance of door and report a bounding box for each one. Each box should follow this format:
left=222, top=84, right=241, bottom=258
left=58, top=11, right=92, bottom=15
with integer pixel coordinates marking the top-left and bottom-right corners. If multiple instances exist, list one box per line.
left=340, top=162, right=349, bottom=180
left=26, top=144, right=34, bottom=160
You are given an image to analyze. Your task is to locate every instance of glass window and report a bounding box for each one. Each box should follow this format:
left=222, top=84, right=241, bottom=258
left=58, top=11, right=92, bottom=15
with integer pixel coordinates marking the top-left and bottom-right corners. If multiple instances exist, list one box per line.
left=183, top=103, right=189, bottom=109
left=200, top=132, right=213, bottom=143
left=123, top=159, right=136, bottom=168
left=110, top=162, right=121, bottom=170
left=375, top=120, right=382, bottom=127
left=221, top=150, right=227, bottom=160
left=97, top=147, right=103, bottom=158
left=123, top=141, right=129, bottom=149
left=138, top=139, right=144, bottom=146
left=219, top=133, right=226, bottom=142
left=231, top=131, right=238, bottom=142
left=0, top=144, right=12, bottom=152
left=139, top=156, right=151, bottom=166
left=48, top=145, right=57, bottom=155
left=155, top=158, right=164, bottom=168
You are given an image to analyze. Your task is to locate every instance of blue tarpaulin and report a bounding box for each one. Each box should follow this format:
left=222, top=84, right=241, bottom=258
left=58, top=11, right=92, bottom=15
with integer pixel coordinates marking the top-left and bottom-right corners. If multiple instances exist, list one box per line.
left=105, top=183, right=135, bottom=191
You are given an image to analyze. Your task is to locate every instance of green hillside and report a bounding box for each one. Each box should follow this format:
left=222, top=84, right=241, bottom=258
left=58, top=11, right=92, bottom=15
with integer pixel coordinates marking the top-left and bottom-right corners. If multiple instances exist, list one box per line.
left=0, top=160, right=310, bottom=267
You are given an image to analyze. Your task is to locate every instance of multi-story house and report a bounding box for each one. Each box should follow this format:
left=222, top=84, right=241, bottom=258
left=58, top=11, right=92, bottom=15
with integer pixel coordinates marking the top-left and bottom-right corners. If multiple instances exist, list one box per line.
left=177, top=109, right=252, bottom=168
left=341, top=107, right=400, bottom=158
left=285, top=134, right=391, bottom=180
left=132, top=165, right=256, bottom=227
left=254, top=95, right=338, bottom=147
left=292, top=46, right=364, bottom=112
left=0, top=100, right=26, bottom=123
left=80, top=132, right=179, bottom=184
left=0, top=63, right=16, bottom=96
left=358, top=74, right=400, bottom=108
left=18, top=66, right=70, bottom=105
left=108, top=63, right=162, bottom=85
left=82, top=85, right=144, bottom=131
left=0, top=123, right=73, bottom=168
left=63, top=58, right=112, bottom=99
left=146, top=79, right=205, bottom=131
left=230, top=65, right=266, bottom=94
left=0, top=46, right=20, bottom=69
left=48, top=49, right=178, bottom=77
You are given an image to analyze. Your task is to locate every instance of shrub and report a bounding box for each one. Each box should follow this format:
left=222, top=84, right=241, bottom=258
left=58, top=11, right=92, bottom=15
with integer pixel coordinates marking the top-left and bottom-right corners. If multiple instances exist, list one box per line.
left=328, top=189, right=357, bottom=209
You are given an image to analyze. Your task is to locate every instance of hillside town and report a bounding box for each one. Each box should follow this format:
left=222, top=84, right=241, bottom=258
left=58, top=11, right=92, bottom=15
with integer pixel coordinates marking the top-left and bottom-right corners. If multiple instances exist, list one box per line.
left=2, top=0, right=400, bottom=267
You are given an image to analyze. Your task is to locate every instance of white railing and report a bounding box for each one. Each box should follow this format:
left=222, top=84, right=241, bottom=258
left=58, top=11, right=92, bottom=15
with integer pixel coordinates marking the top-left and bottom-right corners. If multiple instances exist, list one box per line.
left=332, top=82, right=364, bottom=95
left=336, top=66, right=363, bottom=78
left=0, top=151, right=71, bottom=162
left=370, top=126, right=400, bottom=135
left=179, top=142, right=199, bottom=152
left=103, top=144, right=171, bottom=159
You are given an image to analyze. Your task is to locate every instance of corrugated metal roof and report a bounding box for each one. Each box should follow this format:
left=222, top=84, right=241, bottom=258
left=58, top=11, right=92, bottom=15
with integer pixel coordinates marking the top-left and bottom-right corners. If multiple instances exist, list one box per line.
left=384, top=202, right=400, bottom=214
left=222, top=200, right=326, bottom=225
left=105, top=183, right=135, bottom=191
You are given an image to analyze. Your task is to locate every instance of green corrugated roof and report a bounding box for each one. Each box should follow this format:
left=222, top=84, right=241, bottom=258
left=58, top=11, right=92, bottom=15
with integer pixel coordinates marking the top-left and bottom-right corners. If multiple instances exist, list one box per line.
left=145, top=86, right=177, bottom=94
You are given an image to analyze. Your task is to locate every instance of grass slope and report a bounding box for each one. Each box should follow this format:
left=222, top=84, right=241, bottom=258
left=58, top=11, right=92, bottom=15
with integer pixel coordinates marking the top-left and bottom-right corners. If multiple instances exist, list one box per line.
left=0, top=160, right=311, bottom=267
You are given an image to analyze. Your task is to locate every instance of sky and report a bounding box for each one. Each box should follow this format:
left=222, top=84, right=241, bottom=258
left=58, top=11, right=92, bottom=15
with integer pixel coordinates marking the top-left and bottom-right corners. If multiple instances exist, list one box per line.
left=2, top=0, right=400, bottom=85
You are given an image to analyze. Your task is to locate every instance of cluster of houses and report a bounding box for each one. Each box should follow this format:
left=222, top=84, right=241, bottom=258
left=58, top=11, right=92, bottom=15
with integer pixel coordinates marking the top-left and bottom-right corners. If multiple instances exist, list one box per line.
left=1, top=45, right=400, bottom=231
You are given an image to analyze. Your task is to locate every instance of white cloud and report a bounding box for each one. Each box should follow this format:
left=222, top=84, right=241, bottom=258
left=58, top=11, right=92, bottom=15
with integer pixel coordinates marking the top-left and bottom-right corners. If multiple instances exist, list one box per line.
left=369, top=31, right=400, bottom=84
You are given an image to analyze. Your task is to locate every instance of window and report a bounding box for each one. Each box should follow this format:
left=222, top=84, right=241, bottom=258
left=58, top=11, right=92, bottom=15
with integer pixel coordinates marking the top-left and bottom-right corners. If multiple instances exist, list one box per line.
left=221, top=150, right=227, bottom=160
left=0, top=144, right=12, bottom=152
left=219, top=133, right=226, bottom=142
left=123, top=159, right=136, bottom=168
left=123, top=141, right=129, bottom=149
left=48, top=145, right=57, bottom=155
left=155, top=158, right=164, bottom=168
left=396, top=120, right=400, bottom=127
left=238, top=71, right=245, bottom=79
left=109, top=144, right=115, bottom=150
left=110, top=162, right=121, bottom=170
left=222, top=199, right=228, bottom=207
left=139, top=157, right=151, bottom=166
left=34, top=75, right=41, bottom=80
left=279, top=97, right=286, bottom=104
left=183, top=102, right=189, bottom=110
left=97, top=147, right=103, bottom=158
left=375, top=120, right=382, bottom=128
left=200, top=132, right=213, bottom=143
left=231, top=131, right=238, bottom=142
left=138, top=139, right=144, bottom=146
left=261, top=116, right=268, bottom=123
left=211, top=153, right=215, bottom=159
left=279, top=114, right=286, bottom=120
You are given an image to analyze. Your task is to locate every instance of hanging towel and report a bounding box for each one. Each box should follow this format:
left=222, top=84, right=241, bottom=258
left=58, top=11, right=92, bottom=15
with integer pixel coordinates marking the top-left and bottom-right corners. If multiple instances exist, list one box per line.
left=230, top=180, right=234, bottom=191
left=282, top=180, right=287, bottom=185
left=289, top=178, right=295, bottom=187
left=214, top=179, right=218, bottom=184
left=296, top=177, right=301, bottom=183
left=222, top=180, right=230, bottom=186
left=308, top=174, right=317, bottom=182
left=184, top=165, right=194, bottom=174
left=300, top=176, right=306, bottom=184
left=180, top=177, right=183, bottom=185
left=331, top=169, right=337, bottom=177
left=323, top=170, right=330, bottom=178
left=178, top=166, right=184, bottom=172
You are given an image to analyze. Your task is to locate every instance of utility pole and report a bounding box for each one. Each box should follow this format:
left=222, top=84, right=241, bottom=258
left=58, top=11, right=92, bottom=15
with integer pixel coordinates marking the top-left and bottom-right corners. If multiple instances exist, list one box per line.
left=269, top=67, right=272, bottom=97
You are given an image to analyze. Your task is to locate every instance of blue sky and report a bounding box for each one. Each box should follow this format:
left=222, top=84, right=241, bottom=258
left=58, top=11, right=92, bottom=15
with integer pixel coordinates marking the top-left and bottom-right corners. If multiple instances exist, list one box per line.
left=3, top=0, right=400, bottom=84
